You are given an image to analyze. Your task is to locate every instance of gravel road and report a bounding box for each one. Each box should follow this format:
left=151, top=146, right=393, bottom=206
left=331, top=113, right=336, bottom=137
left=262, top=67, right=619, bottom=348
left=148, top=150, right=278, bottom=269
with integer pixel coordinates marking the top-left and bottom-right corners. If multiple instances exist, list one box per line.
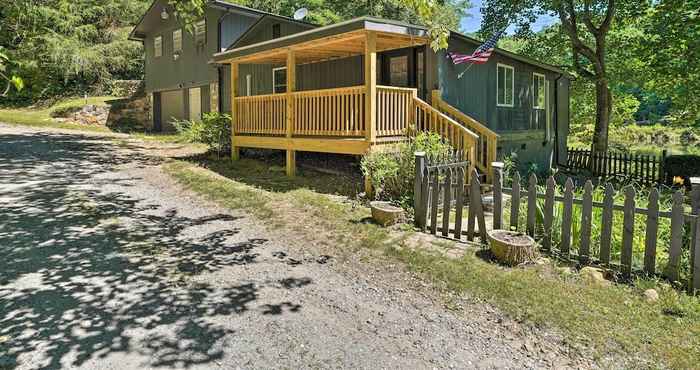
left=0, top=124, right=596, bottom=369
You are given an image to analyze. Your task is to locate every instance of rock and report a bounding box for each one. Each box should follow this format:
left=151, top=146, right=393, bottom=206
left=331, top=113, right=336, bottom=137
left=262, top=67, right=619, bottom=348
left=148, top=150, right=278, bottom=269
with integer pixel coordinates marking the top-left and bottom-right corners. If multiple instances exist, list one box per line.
left=580, top=266, right=611, bottom=287
left=370, top=201, right=404, bottom=226
left=643, top=288, right=659, bottom=303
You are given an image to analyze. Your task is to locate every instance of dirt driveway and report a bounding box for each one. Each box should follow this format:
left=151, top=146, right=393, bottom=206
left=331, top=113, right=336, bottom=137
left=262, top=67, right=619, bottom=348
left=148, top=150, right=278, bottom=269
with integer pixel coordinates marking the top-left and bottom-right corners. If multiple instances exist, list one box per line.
left=0, top=124, right=594, bottom=369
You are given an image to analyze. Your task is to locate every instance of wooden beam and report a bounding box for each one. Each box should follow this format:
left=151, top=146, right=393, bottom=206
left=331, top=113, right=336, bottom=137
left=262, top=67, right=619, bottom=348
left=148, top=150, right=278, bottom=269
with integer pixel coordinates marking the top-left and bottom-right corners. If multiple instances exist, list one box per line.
left=233, top=136, right=371, bottom=155
left=365, top=31, right=377, bottom=144
left=286, top=48, right=296, bottom=177
left=231, top=62, right=240, bottom=160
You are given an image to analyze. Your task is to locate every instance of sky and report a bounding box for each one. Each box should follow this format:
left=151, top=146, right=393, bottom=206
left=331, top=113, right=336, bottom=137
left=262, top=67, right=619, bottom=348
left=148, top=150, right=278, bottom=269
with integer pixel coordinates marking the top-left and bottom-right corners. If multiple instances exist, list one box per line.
left=459, top=0, right=559, bottom=34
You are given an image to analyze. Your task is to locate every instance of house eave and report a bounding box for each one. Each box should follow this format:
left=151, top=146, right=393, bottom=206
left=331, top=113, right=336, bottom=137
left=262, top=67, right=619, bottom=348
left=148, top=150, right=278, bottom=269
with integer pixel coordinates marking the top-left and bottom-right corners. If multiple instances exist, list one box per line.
left=212, top=17, right=428, bottom=64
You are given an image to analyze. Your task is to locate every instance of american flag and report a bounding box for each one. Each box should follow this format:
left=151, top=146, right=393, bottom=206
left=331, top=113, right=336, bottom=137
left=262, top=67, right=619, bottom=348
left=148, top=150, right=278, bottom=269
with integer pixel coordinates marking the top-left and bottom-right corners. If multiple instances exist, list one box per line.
left=448, top=29, right=505, bottom=65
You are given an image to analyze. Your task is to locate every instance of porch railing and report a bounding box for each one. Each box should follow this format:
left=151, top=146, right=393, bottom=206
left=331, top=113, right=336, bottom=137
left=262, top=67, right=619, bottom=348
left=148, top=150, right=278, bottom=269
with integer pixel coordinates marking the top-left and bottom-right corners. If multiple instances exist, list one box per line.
left=413, top=96, right=479, bottom=177
left=293, top=86, right=366, bottom=137
left=232, top=85, right=483, bottom=181
left=233, top=93, right=287, bottom=135
left=376, top=85, right=415, bottom=137
left=431, top=90, right=499, bottom=181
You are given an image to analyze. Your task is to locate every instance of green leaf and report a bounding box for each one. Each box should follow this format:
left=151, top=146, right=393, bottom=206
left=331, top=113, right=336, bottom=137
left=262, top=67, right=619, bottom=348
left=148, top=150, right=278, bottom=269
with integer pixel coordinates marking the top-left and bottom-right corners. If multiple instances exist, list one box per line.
left=11, top=76, right=24, bottom=92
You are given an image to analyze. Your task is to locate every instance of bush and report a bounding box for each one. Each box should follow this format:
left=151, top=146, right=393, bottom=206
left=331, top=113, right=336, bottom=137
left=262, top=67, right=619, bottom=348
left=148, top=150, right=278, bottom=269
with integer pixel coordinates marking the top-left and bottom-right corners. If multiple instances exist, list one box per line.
left=173, top=112, right=231, bottom=155
left=361, top=132, right=452, bottom=207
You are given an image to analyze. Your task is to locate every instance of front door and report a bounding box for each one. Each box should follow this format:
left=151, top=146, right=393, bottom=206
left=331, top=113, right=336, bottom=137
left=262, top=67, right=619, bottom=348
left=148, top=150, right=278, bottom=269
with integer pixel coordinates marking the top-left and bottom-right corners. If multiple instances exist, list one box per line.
left=380, top=46, right=427, bottom=99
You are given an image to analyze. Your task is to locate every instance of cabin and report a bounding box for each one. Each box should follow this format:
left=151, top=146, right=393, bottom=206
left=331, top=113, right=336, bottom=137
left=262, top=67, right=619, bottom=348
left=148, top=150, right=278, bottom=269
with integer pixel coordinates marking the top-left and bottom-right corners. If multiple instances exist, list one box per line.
left=130, top=1, right=570, bottom=182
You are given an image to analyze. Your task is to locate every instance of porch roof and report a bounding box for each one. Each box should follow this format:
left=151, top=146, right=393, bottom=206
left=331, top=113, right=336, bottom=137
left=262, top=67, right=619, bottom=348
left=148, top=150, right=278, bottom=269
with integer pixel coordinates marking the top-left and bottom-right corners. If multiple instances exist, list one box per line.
left=211, top=17, right=429, bottom=65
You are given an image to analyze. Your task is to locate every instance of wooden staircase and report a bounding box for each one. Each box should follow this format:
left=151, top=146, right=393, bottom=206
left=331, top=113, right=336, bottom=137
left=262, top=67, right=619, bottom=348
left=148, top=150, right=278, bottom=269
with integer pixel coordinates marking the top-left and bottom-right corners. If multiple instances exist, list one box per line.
left=430, top=90, right=499, bottom=182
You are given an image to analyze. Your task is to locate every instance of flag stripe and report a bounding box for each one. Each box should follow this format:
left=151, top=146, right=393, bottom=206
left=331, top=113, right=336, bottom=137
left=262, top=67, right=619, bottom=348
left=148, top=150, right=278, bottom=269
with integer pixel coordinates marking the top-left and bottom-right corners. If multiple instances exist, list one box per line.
left=447, top=30, right=503, bottom=66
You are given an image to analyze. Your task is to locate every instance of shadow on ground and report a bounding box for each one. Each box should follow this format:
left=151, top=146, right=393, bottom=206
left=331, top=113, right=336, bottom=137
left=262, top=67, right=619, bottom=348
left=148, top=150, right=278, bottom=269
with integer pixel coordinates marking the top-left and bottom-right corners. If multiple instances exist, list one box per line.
left=0, top=131, right=310, bottom=369
left=183, top=150, right=364, bottom=198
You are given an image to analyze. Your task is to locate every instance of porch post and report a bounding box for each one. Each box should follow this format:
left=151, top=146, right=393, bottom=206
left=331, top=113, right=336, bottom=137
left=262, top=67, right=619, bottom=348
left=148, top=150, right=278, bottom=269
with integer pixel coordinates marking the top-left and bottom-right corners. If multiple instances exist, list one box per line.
left=364, top=31, right=377, bottom=144
left=286, top=48, right=296, bottom=177
left=230, top=61, right=240, bottom=160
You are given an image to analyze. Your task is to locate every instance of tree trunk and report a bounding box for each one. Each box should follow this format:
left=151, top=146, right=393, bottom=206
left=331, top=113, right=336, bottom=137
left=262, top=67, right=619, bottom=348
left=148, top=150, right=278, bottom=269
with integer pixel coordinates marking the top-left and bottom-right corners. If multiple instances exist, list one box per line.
left=592, top=79, right=612, bottom=153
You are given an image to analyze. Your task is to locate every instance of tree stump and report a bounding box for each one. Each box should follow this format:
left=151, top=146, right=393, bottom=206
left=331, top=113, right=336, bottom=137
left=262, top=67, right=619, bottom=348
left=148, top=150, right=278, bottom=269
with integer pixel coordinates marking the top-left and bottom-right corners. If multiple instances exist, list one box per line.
left=487, top=230, right=537, bottom=266
left=370, top=201, right=404, bottom=226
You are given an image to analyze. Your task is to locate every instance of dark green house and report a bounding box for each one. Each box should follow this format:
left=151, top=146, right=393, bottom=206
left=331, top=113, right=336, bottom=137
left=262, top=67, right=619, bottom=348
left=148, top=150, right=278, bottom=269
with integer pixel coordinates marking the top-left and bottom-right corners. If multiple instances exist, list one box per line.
left=131, top=1, right=570, bottom=176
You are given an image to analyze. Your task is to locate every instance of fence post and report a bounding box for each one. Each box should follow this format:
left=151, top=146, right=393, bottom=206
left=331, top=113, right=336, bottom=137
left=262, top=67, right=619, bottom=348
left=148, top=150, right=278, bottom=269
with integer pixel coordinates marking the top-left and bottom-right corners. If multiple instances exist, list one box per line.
left=492, top=161, right=504, bottom=230
left=690, top=179, right=700, bottom=293
left=414, top=151, right=426, bottom=228
left=659, top=149, right=668, bottom=184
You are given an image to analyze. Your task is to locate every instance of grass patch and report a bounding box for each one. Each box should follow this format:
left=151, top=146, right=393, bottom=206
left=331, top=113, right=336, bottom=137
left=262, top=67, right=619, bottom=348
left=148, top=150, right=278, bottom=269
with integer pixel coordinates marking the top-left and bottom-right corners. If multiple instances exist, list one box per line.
left=164, top=157, right=700, bottom=368
left=0, top=96, right=119, bottom=133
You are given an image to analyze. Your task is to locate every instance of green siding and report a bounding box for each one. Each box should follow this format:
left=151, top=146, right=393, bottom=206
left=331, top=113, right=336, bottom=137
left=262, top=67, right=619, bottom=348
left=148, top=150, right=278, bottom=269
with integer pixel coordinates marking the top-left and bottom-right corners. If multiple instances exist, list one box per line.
left=235, top=17, right=314, bottom=47
left=231, top=56, right=363, bottom=99
left=438, top=35, right=569, bottom=170
left=144, top=7, right=233, bottom=93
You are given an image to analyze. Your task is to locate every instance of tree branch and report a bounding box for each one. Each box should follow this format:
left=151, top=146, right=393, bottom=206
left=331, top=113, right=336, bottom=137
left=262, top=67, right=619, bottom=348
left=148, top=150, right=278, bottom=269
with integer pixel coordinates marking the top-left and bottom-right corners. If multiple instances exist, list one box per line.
left=582, top=1, right=601, bottom=36
left=572, top=49, right=596, bottom=79
left=557, top=2, right=598, bottom=65
left=599, top=0, right=615, bottom=33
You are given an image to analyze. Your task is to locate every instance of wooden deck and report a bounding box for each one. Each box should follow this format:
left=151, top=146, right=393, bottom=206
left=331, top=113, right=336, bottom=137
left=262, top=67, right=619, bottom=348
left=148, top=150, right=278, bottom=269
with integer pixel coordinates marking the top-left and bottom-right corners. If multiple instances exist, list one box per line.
left=221, top=27, right=499, bottom=184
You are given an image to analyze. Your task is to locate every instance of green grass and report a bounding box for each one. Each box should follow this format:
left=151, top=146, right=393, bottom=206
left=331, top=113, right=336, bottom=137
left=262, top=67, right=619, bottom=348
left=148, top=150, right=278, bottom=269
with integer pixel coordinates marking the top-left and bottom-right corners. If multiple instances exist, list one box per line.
left=0, top=96, right=119, bottom=133
left=164, top=157, right=700, bottom=369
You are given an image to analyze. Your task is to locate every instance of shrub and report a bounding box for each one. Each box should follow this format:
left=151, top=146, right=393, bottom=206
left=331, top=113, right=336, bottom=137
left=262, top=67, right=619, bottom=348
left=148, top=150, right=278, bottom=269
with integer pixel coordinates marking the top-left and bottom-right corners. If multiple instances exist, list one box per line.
left=173, top=112, right=231, bottom=155
left=360, top=132, right=451, bottom=207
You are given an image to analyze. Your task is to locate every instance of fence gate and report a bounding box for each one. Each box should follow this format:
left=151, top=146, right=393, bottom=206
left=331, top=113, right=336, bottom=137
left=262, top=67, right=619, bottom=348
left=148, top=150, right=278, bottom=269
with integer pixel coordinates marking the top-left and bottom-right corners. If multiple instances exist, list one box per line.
left=414, top=152, right=487, bottom=242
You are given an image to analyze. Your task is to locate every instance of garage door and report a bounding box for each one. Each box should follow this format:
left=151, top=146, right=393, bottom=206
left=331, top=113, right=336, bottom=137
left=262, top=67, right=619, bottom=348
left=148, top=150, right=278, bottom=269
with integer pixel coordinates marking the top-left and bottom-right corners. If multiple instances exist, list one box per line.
left=160, top=89, right=185, bottom=132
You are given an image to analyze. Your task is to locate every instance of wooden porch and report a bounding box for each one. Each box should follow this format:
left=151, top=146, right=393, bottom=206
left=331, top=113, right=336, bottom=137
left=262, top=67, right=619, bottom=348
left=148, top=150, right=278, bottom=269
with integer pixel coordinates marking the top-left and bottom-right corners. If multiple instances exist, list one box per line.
left=216, top=21, right=498, bottom=182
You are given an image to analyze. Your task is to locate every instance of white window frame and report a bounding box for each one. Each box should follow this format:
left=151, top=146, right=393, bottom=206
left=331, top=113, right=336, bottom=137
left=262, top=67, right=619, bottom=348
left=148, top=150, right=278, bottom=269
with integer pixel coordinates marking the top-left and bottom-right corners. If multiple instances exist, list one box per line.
left=533, top=72, right=546, bottom=110
left=497, top=63, right=514, bottom=108
left=154, top=35, right=163, bottom=58
left=272, top=67, right=287, bottom=94
left=173, top=29, right=182, bottom=53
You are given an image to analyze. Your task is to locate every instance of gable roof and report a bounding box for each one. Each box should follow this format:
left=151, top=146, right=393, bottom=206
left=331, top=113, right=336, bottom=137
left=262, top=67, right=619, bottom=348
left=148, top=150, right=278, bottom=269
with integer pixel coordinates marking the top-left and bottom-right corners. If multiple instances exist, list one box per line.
left=128, top=0, right=316, bottom=41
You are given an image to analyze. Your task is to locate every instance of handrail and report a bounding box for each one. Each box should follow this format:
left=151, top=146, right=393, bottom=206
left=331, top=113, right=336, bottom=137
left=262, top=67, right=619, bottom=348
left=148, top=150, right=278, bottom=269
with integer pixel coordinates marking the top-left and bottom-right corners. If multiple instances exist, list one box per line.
left=431, top=90, right=499, bottom=181
left=412, top=96, right=479, bottom=179
left=376, top=85, right=416, bottom=137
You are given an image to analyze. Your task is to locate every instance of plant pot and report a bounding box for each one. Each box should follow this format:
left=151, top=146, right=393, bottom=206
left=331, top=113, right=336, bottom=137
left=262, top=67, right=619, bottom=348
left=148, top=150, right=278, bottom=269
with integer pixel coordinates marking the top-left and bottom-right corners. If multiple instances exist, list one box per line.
left=370, top=201, right=404, bottom=226
left=487, top=230, right=537, bottom=266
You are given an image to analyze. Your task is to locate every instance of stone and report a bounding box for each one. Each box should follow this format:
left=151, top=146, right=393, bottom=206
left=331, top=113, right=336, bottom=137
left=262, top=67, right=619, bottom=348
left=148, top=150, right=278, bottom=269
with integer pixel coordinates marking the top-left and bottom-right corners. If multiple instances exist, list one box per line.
left=580, top=266, right=611, bottom=287
left=370, top=201, right=404, bottom=226
left=643, top=288, right=659, bottom=303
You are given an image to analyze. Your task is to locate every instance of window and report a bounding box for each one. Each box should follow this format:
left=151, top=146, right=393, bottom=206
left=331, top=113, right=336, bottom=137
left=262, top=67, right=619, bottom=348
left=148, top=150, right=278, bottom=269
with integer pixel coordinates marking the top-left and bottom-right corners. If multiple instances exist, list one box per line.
left=154, top=36, right=162, bottom=58
left=173, top=29, right=182, bottom=53
left=194, top=20, right=206, bottom=45
left=272, top=24, right=281, bottom=39
left=273, top=67, right=287, bottom=94
left=533, top=72, right=546, bottom=109
left=497, top=64, right=514, bottom=107
left=246, top=74, right=252, bottom=96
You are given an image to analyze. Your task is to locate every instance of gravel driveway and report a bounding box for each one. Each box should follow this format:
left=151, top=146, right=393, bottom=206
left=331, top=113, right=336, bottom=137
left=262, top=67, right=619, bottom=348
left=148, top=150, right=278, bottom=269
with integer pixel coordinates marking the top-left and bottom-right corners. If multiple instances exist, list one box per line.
left=0, top=124, right=595, bottom=369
